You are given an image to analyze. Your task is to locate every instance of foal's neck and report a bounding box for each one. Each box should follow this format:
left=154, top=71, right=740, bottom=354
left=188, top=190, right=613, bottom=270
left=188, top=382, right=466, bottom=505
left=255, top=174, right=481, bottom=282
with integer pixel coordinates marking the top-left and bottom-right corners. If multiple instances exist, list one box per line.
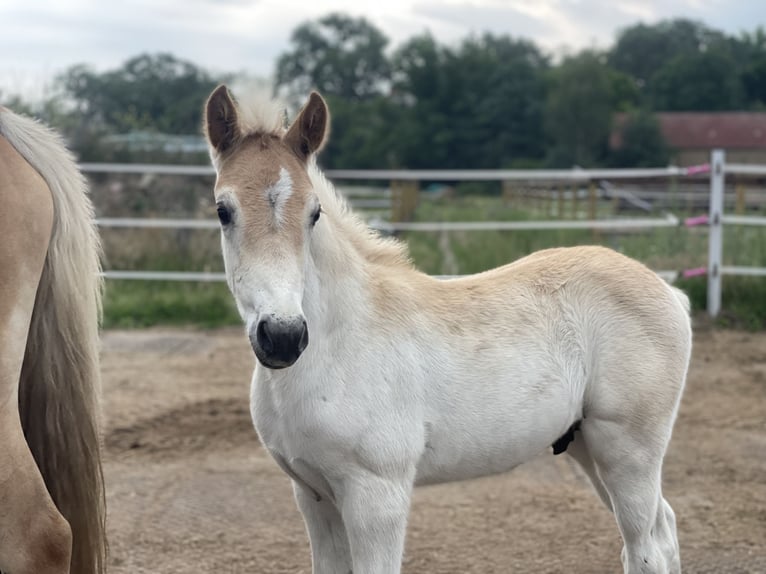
left=306, top=215, right=434, bottom=339
left=305, top=218, right=370, bottom=329
left=304, top=167, right=432, bottom=333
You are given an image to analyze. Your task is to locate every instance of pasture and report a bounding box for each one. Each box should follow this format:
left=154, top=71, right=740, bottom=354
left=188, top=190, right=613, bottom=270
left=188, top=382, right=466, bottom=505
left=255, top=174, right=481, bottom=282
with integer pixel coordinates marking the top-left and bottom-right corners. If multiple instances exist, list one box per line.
left=102, top=326, right=765, bottom=572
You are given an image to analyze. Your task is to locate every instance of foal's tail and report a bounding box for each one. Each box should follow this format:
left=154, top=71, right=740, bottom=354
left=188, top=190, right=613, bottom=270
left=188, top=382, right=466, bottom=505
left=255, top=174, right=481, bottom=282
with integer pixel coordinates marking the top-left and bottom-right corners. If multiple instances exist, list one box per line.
left=0, top=109, right=107, bottom=573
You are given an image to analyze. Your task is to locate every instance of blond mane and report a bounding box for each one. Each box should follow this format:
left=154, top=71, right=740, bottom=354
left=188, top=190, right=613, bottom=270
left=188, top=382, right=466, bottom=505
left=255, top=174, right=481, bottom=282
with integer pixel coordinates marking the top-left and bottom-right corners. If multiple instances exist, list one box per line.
left=306, top=161, right=414, bottom=270
left=230, top=86, right=287, bottom=137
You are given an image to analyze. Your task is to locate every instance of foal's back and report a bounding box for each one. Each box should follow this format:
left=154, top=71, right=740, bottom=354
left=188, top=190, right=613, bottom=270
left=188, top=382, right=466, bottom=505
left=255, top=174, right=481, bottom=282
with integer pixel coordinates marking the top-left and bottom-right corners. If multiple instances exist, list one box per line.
left=402, top=244, right=690, bottom=356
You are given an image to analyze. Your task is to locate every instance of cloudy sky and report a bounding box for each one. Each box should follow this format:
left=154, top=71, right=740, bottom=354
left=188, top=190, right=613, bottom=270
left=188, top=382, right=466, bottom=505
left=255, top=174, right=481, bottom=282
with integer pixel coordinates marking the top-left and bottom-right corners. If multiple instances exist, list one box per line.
left=1, top=0, right=761, bottom=100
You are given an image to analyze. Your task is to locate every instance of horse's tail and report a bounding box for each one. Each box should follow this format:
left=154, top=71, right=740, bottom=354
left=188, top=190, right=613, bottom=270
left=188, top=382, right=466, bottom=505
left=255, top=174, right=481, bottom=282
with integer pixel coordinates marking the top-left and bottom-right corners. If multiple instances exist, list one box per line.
left=0, top=109, right=107, bottom=573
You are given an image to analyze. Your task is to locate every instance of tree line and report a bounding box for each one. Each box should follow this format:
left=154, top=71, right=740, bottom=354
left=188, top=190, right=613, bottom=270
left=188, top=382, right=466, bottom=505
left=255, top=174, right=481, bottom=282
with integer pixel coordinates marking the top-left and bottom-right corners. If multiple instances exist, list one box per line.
left=5, top=16, right=766, bottom=168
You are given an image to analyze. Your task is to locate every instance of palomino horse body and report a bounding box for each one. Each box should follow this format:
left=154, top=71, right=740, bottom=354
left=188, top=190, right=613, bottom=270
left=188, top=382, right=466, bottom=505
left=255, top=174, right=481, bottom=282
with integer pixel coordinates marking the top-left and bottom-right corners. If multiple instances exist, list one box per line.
left=204, top=86, right=691, bottom=574
left=0, top=108, right=106, bottom=573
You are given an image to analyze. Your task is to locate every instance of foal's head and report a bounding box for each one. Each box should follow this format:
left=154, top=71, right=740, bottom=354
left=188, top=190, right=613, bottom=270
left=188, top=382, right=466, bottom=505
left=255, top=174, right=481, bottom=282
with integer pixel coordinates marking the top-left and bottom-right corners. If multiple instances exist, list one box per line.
left=204, top=86, right=329, bottom=369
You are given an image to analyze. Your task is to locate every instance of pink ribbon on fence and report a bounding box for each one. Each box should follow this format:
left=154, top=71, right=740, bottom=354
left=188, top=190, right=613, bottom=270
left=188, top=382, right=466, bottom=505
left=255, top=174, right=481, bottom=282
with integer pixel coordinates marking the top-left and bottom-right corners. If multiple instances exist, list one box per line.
left=682, top=267, right=708, bottom=279
left=684, top=163, right=711, bottom=175
left=684, top=215, right=709, bottom=227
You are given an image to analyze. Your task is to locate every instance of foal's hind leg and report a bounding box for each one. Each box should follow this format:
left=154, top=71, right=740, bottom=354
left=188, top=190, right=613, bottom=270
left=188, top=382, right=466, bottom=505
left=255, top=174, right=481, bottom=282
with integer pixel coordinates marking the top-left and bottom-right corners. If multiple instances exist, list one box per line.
left=565, top=434, right=612, bottom=512
left=581, top=418, right=681, bottom=574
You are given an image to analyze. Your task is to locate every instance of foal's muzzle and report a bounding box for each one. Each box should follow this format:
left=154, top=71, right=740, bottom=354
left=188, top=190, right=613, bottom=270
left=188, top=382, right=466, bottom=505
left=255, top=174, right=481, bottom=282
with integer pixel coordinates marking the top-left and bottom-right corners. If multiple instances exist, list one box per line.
left=250, top=315, right=309, bottom=369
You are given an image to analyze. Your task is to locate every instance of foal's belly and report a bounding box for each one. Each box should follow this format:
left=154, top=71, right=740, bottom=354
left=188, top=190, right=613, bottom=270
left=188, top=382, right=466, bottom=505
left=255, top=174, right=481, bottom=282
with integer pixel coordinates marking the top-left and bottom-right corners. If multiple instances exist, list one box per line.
left=413, top=385, right=576, bottom=486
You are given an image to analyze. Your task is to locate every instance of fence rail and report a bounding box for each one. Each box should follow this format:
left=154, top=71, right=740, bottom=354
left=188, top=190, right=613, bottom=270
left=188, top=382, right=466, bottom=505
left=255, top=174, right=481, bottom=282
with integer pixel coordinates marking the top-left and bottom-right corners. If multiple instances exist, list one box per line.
left=80, top=163, right=699, bottom=181
left=721, top=215, right=766, bottom=226
left=725, top=164, right=766, bottom=176
left=84, top=150, right=766, bottom=317
left=96, top=216, right=681, bottom=232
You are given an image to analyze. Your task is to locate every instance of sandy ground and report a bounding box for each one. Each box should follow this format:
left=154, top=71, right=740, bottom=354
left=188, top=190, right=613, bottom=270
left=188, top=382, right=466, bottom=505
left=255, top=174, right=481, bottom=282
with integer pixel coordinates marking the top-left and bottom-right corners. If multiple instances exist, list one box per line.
left=101, top=326, right=766, bottom=573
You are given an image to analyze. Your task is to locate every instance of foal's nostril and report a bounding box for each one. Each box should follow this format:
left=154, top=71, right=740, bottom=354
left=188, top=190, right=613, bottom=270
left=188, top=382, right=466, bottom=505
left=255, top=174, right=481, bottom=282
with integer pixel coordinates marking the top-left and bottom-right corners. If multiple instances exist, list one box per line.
left=256, top=319, right=274, bottom=355
left=298, top=320, right=309, bottom=354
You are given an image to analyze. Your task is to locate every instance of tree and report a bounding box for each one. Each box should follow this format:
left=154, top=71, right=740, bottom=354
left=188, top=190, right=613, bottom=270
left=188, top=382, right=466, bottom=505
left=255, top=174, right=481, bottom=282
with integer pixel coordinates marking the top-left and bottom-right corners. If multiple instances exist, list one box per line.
left=388, top=34, right=453, bottom=168
left=320, top=95, right=401, bottom=168
left=608, top=69, right=642, bottom=112
left=544, top=52, right=612, bottom=167
left=450, top=35, right=549, bottom=167
left=275, top=13, right=390, bottom=103
left=730, top=27, right=766, bottom=108
left=391, top=33, right=548, bottom=168
left=610, top=19, right=727, bottom=88
left=0, top=92, right=36, bottom=116
left=649, top=48, right=743, bottom=110
left=610, top=110, right=670, bottom=167
left=57, top=53, right=219, bottom=134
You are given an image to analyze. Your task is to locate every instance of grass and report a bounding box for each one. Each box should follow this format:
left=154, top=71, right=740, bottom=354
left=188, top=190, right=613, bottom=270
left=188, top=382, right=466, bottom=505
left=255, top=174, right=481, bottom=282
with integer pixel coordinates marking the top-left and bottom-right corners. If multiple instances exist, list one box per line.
left=101, top=194, right=766, bottom=329
left=103, top=281, right=239, bottom=328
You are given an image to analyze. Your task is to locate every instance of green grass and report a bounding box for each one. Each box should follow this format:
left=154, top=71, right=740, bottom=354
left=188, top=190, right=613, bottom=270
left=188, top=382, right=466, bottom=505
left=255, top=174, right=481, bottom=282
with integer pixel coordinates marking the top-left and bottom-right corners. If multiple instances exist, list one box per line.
left=103, top=280, right=240, bottom=328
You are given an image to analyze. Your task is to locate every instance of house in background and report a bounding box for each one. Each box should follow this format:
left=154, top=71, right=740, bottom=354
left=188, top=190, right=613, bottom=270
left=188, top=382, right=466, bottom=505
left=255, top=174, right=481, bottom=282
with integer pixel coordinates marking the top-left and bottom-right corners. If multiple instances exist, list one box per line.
left=658, top=113, right=766, bottom=166
left=612, top=113, right=766, bottom=166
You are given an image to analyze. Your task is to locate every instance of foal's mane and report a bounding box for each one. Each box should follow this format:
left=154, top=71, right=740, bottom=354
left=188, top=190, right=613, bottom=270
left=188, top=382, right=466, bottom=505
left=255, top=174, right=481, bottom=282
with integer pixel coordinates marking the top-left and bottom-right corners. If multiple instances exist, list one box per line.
left=234, top=89, right=287, bottom=138
left=234, top=89, right=413, bottom=271
left=306, top=163, right=413, bottom=270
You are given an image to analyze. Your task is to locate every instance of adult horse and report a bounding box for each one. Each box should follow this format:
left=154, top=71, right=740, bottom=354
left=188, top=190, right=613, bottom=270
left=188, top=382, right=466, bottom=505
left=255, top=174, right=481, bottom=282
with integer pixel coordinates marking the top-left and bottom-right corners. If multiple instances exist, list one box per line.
left=0, top=108, right=106, bottom=573
left=204, top=85, right=690, bottom=574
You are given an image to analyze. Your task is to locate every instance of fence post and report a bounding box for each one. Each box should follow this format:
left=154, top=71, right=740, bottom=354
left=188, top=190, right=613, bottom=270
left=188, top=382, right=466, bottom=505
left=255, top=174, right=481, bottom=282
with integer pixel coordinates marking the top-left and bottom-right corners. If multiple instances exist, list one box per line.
left=588, top=182, right=600, bottom=240
left=572, top=185, right=579, bottom=219
left=391, top=180, right=402, bottom=222
left=735, top=181, right=745, bottom=214
left=707, top=149, right=725, bottom=317
left=557, top=186, right=564, bottom=219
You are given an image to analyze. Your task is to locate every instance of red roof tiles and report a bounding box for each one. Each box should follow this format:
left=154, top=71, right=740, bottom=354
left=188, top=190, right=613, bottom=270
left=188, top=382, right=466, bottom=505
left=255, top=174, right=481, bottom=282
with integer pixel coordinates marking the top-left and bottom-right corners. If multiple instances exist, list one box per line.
left=613, top=113, right=766, bottom=150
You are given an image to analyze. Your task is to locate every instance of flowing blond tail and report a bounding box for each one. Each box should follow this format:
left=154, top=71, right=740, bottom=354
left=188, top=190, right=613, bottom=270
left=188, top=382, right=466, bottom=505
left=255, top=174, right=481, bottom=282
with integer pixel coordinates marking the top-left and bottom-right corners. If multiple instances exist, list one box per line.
left=0, top=109, right=107, bottom=573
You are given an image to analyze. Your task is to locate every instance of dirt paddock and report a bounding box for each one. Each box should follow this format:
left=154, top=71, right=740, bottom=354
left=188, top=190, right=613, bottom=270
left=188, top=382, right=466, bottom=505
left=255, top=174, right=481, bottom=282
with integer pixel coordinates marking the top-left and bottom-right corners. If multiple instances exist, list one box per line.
left=101, top=327, right=765, bottom=573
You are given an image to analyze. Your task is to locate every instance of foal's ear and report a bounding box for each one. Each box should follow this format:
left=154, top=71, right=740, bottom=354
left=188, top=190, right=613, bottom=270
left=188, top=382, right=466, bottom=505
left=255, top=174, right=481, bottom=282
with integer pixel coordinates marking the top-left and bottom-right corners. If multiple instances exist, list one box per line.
left=284, top=91, right=329, bottom=161
left=205, top=85, right=241, bottom=155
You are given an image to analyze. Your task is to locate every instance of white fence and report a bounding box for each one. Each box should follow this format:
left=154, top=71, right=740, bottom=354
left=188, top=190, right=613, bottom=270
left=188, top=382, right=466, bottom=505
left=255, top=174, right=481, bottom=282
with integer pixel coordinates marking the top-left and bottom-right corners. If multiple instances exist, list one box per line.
left=83, top=150, right=766, bottom=317
left=706, top=151, right=766, bottom=315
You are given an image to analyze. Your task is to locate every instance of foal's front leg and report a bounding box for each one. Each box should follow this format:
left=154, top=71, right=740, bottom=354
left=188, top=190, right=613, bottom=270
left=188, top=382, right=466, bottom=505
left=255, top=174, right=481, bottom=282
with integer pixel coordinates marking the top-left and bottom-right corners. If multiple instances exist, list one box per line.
left=339, top=474, right=413, bottom=574
left=294, top=484, right=352, bottom=574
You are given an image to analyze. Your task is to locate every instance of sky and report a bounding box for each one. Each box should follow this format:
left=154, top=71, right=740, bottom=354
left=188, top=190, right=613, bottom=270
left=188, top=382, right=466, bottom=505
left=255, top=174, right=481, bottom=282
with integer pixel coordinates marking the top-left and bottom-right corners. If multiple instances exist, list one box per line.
left=0, top=0, right=762, bottom=100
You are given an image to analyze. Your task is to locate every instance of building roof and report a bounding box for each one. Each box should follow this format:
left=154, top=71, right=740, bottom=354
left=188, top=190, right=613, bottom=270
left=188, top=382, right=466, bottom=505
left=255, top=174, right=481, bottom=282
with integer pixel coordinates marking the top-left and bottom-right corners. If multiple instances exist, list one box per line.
left=613, top=112, right=766, bottom=150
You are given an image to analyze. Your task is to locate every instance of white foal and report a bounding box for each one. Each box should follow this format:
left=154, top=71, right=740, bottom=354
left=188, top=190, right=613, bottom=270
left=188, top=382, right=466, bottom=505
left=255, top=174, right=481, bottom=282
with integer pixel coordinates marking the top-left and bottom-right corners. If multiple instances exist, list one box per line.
left=204, top=85, right=690, bottom=574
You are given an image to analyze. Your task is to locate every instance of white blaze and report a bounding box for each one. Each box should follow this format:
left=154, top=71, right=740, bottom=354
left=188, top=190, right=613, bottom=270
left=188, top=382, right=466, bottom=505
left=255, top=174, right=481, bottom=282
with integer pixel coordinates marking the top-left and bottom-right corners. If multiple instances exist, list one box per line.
left=267, top=167, right=293, bottom=225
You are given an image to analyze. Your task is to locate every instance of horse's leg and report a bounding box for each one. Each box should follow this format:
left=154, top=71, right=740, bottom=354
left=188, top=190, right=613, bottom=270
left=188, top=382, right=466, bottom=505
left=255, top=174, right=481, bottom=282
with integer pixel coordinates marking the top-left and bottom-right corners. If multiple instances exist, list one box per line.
left=0, top=147, right=71, bottom=572
left=0, top=410, right=73, bottom=574
left=294, top=484, right=352, bottom=574
left=565, top=434, right=613, bottom=512
left=339, top=474, right=413, bottom=574
left=581, top=417, right=680, bottom=574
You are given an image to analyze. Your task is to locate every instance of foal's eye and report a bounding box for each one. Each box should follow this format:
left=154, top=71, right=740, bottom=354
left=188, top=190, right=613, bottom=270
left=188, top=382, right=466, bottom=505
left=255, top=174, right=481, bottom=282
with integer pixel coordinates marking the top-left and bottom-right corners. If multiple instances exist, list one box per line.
left=216, top=203, right=232, bottom=226
left=310, top=205, right=321, bottom=227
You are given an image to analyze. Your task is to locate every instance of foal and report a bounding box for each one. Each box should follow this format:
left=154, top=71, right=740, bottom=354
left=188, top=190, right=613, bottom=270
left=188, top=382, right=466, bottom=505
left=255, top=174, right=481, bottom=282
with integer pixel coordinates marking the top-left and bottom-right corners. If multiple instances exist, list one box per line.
left=204, top=86, right=690, bottom=574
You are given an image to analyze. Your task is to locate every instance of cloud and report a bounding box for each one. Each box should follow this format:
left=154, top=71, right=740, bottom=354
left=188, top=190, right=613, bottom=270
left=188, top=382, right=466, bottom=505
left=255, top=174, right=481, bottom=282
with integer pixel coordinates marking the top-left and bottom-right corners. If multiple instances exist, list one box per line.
left=412, top=1, right=550, bottom=43
left=0, top=0, right=288, bottom=96
left=0, top=0, right=762, bottom=100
